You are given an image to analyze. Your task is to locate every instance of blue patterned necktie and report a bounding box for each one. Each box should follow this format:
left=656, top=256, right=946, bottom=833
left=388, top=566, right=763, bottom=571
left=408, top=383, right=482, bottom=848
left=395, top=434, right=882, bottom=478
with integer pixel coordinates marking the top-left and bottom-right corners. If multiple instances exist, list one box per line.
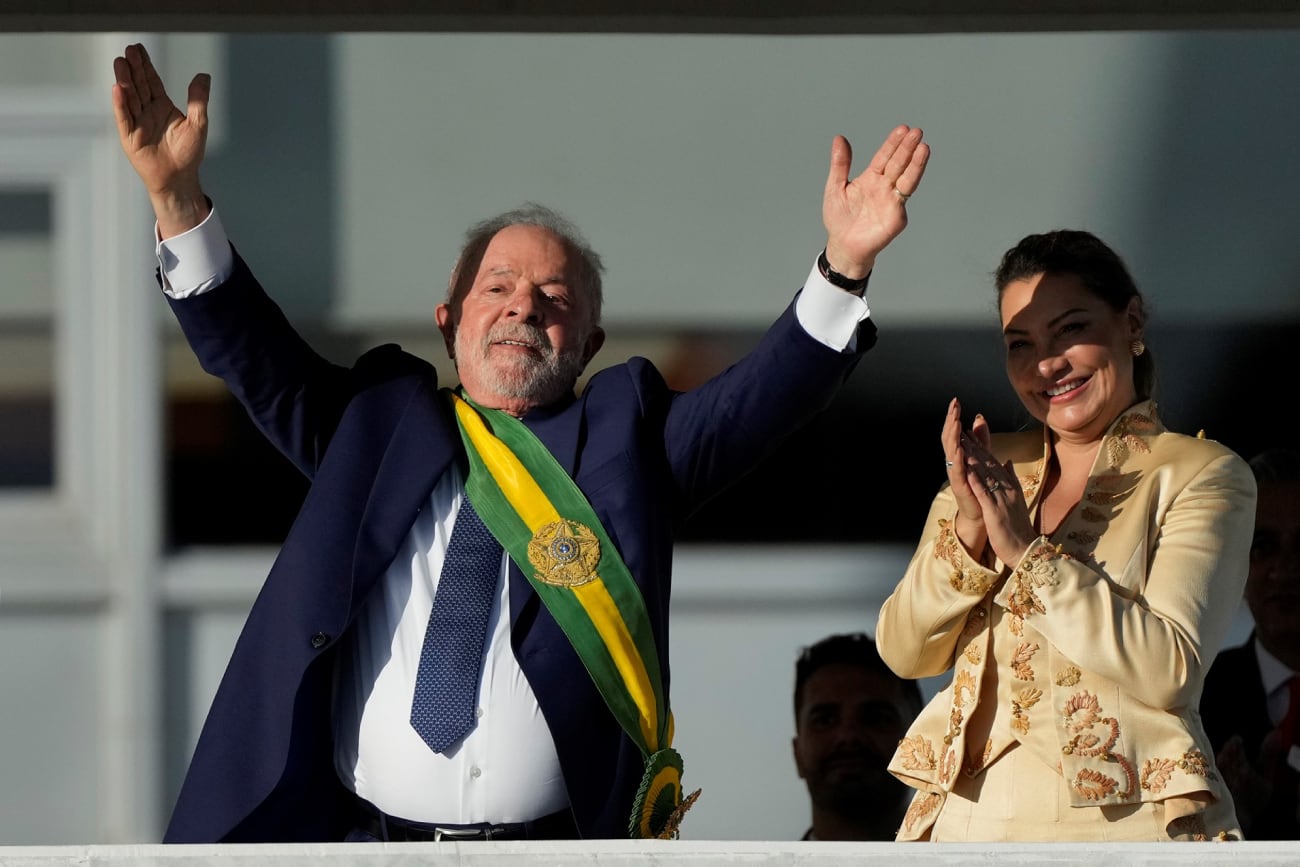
left=410, top=497, right=502, bottom=754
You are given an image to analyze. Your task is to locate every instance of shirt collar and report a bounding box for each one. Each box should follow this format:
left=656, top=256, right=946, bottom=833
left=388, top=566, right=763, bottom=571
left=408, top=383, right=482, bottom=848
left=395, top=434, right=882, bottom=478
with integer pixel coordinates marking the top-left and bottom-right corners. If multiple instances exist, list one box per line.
left=1254, top=636, right=1297, bottom=697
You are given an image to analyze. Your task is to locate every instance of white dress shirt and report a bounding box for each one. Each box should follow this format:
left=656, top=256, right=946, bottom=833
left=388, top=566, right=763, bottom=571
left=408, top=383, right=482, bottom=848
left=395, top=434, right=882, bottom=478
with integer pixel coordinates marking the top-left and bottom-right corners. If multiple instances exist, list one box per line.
left=1255, top=638, right=1298, bottom=727
left=158, top=207, right=870, bottom=822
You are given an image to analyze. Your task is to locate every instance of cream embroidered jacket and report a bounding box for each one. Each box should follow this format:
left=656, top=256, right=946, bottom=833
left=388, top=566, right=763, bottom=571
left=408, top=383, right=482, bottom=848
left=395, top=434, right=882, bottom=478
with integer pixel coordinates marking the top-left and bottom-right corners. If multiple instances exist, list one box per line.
left=876, top=402, right=1256, bottom=839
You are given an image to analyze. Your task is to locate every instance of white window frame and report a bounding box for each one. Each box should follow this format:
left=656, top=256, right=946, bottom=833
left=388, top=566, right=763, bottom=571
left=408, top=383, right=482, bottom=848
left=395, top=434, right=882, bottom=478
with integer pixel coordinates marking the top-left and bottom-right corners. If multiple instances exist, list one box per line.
left=0, top=33, right=162, bottom=842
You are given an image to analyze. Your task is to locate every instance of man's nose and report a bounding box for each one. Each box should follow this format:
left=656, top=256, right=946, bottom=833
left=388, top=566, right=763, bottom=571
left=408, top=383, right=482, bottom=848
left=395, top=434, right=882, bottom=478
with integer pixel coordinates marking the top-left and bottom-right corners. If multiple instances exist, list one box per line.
left=835, top=720, right=868, bottom=744
left=507, top=288, right=543, bottom=323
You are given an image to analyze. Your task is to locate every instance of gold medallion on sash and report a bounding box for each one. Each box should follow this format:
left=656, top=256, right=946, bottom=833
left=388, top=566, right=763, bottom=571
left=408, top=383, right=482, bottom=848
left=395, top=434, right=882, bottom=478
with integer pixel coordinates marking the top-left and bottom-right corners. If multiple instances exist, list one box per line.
left=528, top=519, right=602, bottom=587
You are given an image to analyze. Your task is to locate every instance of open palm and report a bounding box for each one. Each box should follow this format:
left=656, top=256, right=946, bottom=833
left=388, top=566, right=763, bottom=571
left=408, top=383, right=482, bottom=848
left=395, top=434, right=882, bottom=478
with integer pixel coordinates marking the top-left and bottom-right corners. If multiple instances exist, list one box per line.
left=822, top=126, right=929, bottom=277
left=111, top=43, right=209, bottom=203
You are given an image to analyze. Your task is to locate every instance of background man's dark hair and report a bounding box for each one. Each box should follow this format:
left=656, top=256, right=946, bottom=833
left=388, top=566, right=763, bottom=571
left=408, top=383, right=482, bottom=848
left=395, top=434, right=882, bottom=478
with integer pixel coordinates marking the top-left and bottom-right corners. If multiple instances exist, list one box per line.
left=1250, top=448, right=1300, bottom=484
left=794, top=632, right=922, bottom=720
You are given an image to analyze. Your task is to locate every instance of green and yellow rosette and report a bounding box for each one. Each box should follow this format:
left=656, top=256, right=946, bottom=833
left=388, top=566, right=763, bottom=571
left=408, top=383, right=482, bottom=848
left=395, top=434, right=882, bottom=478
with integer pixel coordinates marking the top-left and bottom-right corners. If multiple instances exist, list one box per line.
left=448, top=390, right=700, bottom=838
left=633, top=747, right=701, bottom=840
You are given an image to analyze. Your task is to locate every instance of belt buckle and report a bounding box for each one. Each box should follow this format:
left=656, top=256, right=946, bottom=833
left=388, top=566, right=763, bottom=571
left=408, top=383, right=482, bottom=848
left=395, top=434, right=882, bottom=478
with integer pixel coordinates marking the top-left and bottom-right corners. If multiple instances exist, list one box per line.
left=432, top=825, right=490, bottom=842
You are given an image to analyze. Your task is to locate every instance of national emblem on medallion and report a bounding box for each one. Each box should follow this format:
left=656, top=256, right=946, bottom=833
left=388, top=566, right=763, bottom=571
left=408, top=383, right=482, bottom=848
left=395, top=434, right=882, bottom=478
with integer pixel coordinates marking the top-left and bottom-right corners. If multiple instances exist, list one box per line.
left=528, top=519, right=602, bottom=587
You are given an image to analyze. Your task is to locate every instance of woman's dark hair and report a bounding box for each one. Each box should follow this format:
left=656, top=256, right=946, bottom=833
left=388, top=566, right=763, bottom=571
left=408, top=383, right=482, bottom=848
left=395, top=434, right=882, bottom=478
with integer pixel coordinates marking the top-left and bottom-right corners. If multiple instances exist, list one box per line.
left=995, top=229, right=1155, bottom=400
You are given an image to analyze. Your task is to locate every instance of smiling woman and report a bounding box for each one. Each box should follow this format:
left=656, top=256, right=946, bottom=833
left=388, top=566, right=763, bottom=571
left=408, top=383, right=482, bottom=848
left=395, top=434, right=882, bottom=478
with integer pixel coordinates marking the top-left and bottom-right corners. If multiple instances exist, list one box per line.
left=875, top=229, right=1258, bottom=842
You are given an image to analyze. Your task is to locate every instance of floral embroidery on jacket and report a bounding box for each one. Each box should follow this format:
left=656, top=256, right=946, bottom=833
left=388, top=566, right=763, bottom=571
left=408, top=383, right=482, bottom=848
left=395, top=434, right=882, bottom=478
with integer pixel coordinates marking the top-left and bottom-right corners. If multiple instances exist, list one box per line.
left=1011, top=641, right=1039, bottom=681
left=943, top=705, right=964, bottom=746
left=1011, top=687, right=1042, bottom=735
left=1019, top=471, right=1042, bottom=500
left=1140, top=757, right=1178, bottom=793
left=1074, top=768, right=1120, bottom=801
left=1006, top=543, right=1070, bottom=620
left=1054, top=665, right=1082, bottom=687
left=937, top=518, right=995, bottom=594
left=951, top=569, right=993, bottom=595
left=958, top=607, right=987, bottom=663
left=897, top=735, right=937, bottom=771
left=954, top=670, right=977, bottom=708
left=1022, top=543, right=1069, bottom=582
left=1105, top=410, right=1156, bottom=469
left=1061, top=691, right=1137, bottom=799
left=1178, top=749, right=1215, bottom=779
left=939, top=747, right=960, bottom=785
left=934, top=518, right=961, bottom=569
left=903, top=792, right=941, bottom=833
left=1008, top=613, right=1024, bottom=636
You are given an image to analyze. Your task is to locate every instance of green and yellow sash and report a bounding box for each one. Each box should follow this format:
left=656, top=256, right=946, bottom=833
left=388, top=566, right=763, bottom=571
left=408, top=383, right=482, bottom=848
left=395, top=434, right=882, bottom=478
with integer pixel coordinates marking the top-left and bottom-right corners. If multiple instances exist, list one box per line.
left=448, top=389, right=699, bottom=839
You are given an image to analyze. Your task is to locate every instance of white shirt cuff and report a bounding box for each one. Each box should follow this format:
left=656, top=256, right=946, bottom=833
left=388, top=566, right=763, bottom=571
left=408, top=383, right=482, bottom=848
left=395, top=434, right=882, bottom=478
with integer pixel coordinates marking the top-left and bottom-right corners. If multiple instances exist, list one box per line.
left=794, top=256, right=872, bottom=352
left=156, top=207, right=235, bottom=298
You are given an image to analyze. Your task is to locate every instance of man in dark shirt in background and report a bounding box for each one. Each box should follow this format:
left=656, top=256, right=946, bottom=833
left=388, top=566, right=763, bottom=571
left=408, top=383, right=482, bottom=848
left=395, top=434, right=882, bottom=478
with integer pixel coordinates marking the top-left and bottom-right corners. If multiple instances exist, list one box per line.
left=793, top=632, right=922, bottom=840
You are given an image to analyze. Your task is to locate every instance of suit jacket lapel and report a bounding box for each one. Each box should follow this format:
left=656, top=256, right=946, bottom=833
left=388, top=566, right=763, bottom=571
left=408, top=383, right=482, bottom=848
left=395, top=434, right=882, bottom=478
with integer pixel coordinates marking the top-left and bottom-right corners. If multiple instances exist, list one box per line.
left=351, top=376, right=458, bottom=610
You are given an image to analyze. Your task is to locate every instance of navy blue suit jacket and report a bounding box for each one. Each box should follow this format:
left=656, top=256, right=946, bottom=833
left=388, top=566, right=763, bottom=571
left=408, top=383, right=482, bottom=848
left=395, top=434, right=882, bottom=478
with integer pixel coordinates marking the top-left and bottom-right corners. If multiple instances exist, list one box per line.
left=1201, top=636, right=1300, bottom=839
left=163, top=252, right=876, bottom=842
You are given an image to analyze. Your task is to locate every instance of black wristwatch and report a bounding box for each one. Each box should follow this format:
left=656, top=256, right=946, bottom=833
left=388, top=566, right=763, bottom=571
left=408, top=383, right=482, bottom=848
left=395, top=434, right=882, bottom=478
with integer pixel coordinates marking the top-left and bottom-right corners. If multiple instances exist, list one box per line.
left=817, top=249, right=870, bottom=294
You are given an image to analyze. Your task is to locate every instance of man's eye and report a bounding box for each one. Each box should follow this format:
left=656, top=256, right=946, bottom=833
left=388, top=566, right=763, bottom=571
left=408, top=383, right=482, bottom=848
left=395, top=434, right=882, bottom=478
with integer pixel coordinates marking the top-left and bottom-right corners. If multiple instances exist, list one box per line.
left=809, top=711, right=836, bottom=728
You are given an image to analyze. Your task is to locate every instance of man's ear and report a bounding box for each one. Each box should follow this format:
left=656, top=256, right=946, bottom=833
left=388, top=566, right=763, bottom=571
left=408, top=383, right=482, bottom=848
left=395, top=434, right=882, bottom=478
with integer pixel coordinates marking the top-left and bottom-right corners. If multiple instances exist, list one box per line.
left=435, top=304, right=456, bottom=359
left=792, top=735, right=807, bottom=780
left=582, top=326, right=606, bottom=367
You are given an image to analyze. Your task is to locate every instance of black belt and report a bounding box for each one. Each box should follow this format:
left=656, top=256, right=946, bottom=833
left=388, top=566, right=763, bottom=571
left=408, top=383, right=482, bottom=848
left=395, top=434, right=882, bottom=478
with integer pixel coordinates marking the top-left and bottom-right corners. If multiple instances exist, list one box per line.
left=354, top=798, right=578, bottom=841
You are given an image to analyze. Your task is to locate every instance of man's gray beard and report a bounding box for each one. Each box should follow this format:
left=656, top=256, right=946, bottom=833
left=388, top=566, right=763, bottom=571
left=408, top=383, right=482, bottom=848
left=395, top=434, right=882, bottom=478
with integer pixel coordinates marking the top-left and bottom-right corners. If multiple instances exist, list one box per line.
left=456, top=323, right=587, bottom=407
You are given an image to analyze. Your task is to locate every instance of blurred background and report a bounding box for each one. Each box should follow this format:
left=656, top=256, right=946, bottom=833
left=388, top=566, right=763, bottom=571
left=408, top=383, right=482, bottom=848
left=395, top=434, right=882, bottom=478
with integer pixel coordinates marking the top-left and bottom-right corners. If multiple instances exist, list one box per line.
left=1, top=11, right=1297, bottom=844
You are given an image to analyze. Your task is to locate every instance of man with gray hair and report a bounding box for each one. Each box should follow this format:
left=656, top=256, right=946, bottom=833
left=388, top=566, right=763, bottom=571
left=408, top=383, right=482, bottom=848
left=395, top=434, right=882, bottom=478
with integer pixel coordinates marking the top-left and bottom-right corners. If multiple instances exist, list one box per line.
left=112, top=43, right=929, bottom=843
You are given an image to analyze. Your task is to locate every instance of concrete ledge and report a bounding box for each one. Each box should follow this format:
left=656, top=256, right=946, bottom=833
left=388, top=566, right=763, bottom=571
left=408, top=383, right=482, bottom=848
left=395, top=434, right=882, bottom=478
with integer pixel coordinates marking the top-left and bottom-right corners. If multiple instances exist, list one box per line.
left=2, top=841, right=1300, bottom=865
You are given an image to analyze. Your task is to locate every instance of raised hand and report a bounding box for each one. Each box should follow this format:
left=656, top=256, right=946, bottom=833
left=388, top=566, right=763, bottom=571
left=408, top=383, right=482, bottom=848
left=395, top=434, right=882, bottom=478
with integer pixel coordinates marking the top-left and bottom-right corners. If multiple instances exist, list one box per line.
left=942, top=398, right=988, bottom=556
left=1215, top=735, right=1270, bottom=835
left=111, top=43, right=212, bottom=237
left=958, top=415, right=1036, bottom=568
left=822, top=125, right=929, bottom=279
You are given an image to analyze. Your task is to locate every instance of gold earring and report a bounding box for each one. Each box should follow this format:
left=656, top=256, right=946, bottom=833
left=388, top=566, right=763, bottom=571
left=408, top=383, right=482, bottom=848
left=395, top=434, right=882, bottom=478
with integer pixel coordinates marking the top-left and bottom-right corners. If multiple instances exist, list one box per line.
left=1131, top=339, right=1146, bottom=357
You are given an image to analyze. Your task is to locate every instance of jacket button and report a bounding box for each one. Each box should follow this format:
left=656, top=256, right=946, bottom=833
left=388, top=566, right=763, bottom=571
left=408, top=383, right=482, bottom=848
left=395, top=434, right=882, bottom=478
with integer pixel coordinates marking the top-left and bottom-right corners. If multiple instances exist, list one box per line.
left=310, top=632, right=330, bottom=649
